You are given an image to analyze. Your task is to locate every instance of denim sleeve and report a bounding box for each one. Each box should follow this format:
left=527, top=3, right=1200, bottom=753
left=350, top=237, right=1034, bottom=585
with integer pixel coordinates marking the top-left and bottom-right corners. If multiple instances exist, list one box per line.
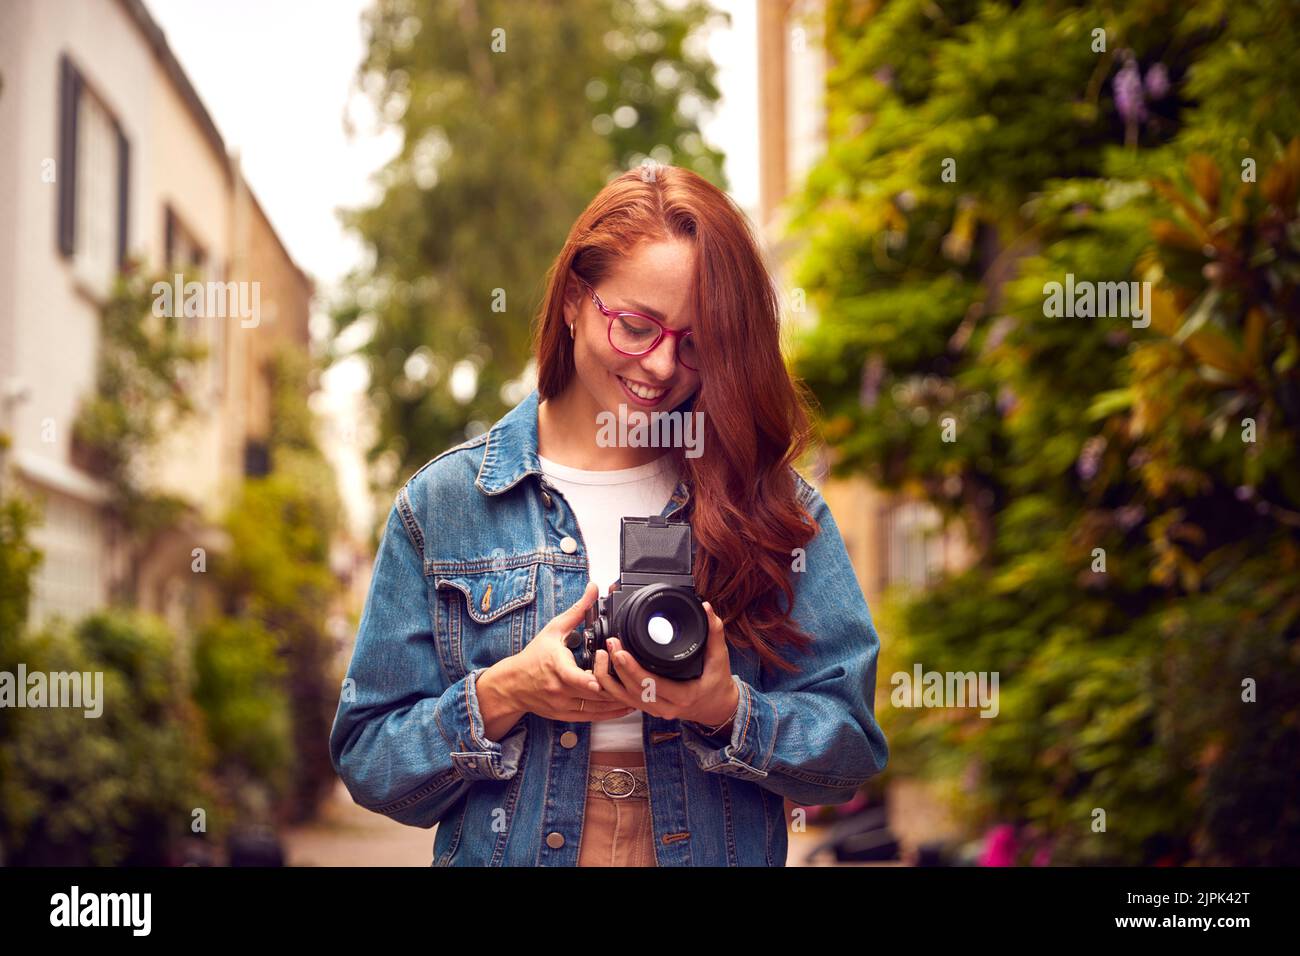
left=328, top=487, right=527, bottom=828
left=680, top=485, right=889, bottom=806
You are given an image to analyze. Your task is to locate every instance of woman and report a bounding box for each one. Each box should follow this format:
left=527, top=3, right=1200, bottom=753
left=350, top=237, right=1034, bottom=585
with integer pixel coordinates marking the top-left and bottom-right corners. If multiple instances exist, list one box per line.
left=329, top=165, right=888, bottom=866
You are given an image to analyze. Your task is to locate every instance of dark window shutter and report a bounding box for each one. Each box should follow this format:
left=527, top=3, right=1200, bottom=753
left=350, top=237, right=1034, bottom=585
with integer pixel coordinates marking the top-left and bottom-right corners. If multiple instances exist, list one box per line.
left=244, top=440, right=271, bottom=478
left=115, top=120, right=129, bottom=271
left=57, top=53, right=81, bottom=258
left=165, top=205, right=175, bottom=269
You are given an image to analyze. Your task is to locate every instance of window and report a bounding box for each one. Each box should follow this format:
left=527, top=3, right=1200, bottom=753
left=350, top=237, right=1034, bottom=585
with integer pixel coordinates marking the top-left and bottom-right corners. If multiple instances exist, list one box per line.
left=57, top=54, right=130, bottom=299
left=26, top=485, right=107, bottom=627
left=209, top=275, right=228, bottom=399
left=164, top=204, right=207, bottom=275
left=883, top=500, right=946, bottom=591
left=164, top=205, right=225, bottom=400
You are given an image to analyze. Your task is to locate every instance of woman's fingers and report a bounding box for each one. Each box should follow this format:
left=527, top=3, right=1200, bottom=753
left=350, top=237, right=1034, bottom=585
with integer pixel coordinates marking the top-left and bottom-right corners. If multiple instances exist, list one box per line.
left=608, top=638, right=684, bottom=707
left=547, top=580, right=599, bottom=638
left=593, top=648, right=639, bottom=708
left=572, top=699, right=632, bottom=714
left=707, top=604, right=729, bottom=649
left=552, top=706, right=634, bottom=723
left=559, top=664, right=601, bottom=697
left=555, top=649, right=618, bottom=698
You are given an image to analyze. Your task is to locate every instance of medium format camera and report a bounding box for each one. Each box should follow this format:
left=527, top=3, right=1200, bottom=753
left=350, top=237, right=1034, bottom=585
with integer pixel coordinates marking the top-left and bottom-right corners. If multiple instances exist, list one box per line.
left=565, top=515, right=709, bottom=680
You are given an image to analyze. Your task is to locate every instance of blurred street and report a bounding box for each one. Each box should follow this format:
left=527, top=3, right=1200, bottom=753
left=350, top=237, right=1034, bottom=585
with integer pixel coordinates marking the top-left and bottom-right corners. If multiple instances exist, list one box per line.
left=284, top=781, right=431, bottom=868
left=284, top=778, right=956, bottom=866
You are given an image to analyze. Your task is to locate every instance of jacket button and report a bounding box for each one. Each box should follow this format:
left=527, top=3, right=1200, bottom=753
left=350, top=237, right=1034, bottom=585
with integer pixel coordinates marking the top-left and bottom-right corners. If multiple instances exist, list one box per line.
left=546, top=832, right=565, bottom=849
left=559, top=536, right=578, bottom=554
left=560, top=731, right=578, bottom=748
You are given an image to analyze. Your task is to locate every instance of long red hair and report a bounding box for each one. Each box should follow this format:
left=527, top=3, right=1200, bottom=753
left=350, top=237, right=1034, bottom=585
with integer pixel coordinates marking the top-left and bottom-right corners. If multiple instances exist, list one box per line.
left=534, top=166, right=819, bottom=674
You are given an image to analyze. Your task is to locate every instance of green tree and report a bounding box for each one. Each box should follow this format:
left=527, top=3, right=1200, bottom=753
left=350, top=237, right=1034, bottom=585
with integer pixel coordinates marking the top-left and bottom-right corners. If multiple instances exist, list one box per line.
left=335, top=0, right=728, bottom=496
left=790, top=0, right=1300, bottom=863
left=204, top=348, right=344, bottom=824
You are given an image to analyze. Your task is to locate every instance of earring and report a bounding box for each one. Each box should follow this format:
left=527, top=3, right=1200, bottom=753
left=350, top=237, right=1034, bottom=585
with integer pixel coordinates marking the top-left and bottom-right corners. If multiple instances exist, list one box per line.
left=568, top=323, right=575, bottom=339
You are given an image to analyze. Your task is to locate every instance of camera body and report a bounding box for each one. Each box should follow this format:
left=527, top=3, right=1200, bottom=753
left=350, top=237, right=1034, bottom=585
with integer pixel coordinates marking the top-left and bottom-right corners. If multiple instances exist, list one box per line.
left=565, top=515, right=709, bottom=681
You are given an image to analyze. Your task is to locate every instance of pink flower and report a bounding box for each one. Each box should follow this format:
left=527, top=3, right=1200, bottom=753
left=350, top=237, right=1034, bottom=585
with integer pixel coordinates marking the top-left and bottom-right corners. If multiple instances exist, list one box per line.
left=978, top=824, right=1019, bottom=867
left=835, top=791, right=872, bottom=817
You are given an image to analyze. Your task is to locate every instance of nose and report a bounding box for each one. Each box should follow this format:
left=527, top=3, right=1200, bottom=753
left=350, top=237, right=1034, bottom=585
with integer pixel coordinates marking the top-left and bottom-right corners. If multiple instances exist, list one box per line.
left=638, top=336, right=679, bottom=381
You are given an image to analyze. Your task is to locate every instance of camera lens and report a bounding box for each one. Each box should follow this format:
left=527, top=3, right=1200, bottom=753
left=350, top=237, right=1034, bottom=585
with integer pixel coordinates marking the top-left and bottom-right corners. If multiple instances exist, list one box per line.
left=614, top=583, right=708, bottom=679
left=646, top=614, right=675, bottom=645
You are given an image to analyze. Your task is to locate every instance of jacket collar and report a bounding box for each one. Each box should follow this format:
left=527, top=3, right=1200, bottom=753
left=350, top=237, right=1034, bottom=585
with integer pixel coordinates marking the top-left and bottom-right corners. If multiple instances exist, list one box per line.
left=475, top=388, right=692, bottom=515
left=475, top=388, right=543, bottom=496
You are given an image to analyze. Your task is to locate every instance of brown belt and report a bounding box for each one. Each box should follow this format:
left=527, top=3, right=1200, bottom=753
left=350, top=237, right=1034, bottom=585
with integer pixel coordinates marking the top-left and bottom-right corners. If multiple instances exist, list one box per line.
left=587, top=764, right=650, bottom=799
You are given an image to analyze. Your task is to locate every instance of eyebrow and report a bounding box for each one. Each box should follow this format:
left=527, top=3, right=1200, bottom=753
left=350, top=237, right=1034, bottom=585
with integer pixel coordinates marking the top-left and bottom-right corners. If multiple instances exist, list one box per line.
left=596, top=289, right=662, bottom=320
left=624, top=299, right=666, bottom=320
left=607, top=294, right=691, bottom=330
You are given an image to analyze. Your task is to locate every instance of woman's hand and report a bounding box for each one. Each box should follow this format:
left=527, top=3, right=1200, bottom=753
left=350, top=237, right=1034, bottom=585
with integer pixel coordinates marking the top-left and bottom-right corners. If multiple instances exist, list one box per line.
left=478, top=581, right=634, bottom=737
left=592, top=600, right=739, bottom=729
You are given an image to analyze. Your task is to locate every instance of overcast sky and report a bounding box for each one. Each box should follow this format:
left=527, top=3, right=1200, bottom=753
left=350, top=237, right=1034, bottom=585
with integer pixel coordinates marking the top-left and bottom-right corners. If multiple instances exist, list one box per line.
left=143, top=0, right=759, bottom=292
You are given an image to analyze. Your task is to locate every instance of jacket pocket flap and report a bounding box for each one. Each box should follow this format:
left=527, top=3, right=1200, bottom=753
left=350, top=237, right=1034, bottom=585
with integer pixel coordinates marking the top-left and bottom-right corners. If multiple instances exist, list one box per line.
left=435, top=563, right=538, bottom=623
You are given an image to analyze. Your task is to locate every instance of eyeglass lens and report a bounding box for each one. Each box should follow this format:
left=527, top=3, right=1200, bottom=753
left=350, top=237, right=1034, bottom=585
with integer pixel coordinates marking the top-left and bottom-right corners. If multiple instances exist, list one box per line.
left=609, top=313, right=698, bottom=370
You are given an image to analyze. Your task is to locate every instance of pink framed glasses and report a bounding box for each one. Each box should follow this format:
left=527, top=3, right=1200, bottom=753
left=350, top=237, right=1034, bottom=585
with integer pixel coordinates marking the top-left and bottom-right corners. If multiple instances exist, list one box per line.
left=578, top=278, right=699, bottom=372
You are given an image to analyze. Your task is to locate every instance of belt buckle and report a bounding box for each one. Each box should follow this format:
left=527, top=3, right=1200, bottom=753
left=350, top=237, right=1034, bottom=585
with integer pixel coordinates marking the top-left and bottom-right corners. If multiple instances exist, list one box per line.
left=599, top=768, right=637, bottom=799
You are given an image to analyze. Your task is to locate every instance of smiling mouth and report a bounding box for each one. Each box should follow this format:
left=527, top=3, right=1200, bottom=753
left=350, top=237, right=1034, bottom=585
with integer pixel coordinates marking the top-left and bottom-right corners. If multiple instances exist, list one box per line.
left=617, top=375, right=669, bottom=403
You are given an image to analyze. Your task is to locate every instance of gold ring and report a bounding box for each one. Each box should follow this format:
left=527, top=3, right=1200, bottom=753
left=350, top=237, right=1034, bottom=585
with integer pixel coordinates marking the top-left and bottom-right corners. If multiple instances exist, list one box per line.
left=579, top=699, right=585, bottom=713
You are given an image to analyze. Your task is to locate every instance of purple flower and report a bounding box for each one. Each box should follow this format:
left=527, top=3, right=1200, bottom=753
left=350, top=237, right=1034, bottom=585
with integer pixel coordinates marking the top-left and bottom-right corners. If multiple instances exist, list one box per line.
left=1076, top=435, right=1106, bottom=482
left=1116, top=504, right=1145, bottom=530
left=996, top=385, right=1019, bottom=415
left=985, top=316, right=1017, bottom=351
left=1144, top=63, right=1170, bottom=99
left=860, top=354, right=884, bottom=409
left=1114, top=58, right=1146, bottom=124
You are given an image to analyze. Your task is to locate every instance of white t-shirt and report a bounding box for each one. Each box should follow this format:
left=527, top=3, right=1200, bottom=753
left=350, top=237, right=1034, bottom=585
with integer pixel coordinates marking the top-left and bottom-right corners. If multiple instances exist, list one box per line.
left=537, top=451, right=679, bottom=752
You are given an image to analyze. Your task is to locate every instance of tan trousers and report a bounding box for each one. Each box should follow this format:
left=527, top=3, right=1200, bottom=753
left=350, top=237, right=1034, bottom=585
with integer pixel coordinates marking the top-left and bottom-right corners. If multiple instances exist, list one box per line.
left=577, top=750, right=658, bottom=867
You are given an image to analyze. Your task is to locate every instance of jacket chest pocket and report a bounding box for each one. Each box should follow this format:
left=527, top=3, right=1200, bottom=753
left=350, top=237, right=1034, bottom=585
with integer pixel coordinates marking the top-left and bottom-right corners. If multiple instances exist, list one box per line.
left=433, top=563, right=540, bottom=681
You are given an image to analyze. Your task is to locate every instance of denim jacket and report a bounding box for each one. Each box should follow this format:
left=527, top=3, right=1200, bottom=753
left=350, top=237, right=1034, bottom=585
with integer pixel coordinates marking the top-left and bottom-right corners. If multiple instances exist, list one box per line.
left=328, top=389, right=888, bottom=865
